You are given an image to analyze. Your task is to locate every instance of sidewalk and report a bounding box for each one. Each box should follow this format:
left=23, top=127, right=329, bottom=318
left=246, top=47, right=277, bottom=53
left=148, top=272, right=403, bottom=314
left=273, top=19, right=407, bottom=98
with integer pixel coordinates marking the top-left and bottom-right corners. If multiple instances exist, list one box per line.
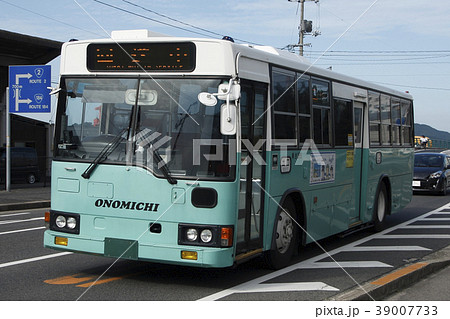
left=0, top=183, right=50, bottom=211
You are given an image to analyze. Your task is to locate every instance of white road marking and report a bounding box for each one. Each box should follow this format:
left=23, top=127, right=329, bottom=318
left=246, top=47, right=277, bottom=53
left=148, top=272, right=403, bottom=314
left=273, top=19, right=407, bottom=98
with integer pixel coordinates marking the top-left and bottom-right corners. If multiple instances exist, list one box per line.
left=344, top=246, right=431, bottom=251
left=299, top=261, right=392, bottom=269
left=232, top=282, right=339, bottom=294
left=0, top=217, right=44, bottom=225
left=0, top=252, right=73, bottom=269
left=382, top=234, right=450, bottom=239
left=403, top=225, right=450, bottom=228
left=0, top=212, right=30, bottom=218
left=0, top=226, right=46, bottom=236
left=199, top=202, right=450, bottom=301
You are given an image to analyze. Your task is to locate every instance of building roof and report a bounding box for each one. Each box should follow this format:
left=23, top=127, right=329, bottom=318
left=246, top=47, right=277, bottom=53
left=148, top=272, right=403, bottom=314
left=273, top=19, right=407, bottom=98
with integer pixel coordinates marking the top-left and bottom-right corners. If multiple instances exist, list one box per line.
left=0, top=29, right=62, bottom=66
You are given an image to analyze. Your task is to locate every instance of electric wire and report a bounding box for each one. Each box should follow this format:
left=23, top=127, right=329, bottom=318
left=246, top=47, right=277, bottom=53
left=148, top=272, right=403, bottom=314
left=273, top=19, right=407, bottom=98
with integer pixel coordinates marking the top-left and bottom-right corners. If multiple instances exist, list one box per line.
left=93, top=0, right=262, bottom=45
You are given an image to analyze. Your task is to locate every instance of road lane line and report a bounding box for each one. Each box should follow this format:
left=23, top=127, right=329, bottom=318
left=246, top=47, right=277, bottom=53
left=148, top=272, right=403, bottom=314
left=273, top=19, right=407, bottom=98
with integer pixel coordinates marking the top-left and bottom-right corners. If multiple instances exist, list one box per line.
left=0, top=217, right=44, bottom=225
left=299, top=261, right=392, bottom=269
left=45, top=274, right=96, bottom=285
left=370, top=262, right=428, bottom=285
left=199, top=202, right=450, bottom=301
left=76, top=276, right=126, bottom=287
left=0, top=212, right=30, bottom=218
left=344, top=246, right=431, bottom=251
left=403, top=225, right=450, bottom=228
left=382, top=234, right=450, bottom=239
left=0, top=226, right=45, bottom=236
left=233, top=282, right=339, bottom=293
left=0, top=252, right=72, bottom=269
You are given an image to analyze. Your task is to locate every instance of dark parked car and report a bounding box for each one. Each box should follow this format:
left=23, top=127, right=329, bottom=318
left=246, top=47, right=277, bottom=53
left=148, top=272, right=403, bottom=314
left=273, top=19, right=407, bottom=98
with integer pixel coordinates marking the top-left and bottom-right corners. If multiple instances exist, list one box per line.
left=0, top=147, right=40, bottom=184
left=413, top=152, right=450, bottom=195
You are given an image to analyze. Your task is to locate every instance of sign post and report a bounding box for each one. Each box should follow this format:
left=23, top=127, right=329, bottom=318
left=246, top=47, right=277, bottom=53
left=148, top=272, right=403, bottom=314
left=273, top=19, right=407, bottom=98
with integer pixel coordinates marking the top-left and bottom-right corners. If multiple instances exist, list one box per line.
left=5, top=65, right=51, bottom=191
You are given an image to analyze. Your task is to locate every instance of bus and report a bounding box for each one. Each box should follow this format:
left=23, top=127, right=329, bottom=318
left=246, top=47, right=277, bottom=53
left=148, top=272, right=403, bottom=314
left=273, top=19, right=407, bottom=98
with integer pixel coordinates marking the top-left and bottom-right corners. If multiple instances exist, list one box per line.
left=44, top=29, right=414, bottom=269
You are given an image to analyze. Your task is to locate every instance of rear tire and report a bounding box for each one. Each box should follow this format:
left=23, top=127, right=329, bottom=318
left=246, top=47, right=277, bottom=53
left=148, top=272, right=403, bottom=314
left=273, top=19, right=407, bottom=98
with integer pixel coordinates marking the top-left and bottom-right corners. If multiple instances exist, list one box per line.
left=373, top=183, right=388, bottom=232
left=265, top=198, right=298, bottom=269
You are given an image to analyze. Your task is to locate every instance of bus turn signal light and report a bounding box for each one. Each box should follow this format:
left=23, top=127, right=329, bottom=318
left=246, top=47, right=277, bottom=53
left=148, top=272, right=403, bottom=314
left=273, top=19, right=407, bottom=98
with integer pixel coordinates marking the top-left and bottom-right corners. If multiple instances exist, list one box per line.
left=55, top=237, right=68, bottom=246
left=181, top=251, right=198, bottom=260
left=221, top=227, right=233, bottom=247
left=44, top=211, right=50, bottom=228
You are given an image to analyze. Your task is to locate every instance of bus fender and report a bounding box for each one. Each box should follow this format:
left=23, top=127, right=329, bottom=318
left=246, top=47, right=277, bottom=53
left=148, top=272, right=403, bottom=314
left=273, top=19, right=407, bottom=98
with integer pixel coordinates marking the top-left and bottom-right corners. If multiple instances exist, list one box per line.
left=272, top=188, right=307, bottom=247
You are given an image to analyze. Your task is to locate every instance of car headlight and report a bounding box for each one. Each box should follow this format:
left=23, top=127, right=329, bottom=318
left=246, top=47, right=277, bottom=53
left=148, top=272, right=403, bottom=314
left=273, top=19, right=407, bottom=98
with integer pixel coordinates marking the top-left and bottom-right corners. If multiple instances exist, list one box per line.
left=55, top=215, right=66, bottom=228
left=430, top=171, right=442, bottom=179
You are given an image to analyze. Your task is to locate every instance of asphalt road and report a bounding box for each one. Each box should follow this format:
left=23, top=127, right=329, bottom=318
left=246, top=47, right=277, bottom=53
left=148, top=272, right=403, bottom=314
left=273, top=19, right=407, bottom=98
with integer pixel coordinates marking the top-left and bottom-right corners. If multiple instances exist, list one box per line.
left=1, top=193, right=449, bottom=301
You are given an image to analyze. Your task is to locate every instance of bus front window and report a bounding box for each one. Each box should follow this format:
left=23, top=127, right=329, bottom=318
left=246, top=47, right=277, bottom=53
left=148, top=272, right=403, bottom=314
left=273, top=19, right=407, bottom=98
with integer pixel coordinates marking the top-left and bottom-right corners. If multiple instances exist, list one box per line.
left=55, top=78, right=235, bottom=181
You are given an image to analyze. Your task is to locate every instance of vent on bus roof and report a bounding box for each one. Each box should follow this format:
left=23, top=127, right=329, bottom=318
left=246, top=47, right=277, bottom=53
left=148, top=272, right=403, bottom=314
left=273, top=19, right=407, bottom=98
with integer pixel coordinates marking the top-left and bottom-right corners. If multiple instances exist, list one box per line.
left=111, top=29, right=168, bottom=40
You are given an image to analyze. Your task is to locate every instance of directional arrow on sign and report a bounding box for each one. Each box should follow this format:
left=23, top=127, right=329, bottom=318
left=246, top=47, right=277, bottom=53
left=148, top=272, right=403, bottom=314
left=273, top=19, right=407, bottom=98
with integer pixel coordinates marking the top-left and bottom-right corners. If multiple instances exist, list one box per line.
left=15, top=73, right=32, bottom=83
left=14, top=73, right=33, bottom=111
left=9, top=65, right=51, bottom=114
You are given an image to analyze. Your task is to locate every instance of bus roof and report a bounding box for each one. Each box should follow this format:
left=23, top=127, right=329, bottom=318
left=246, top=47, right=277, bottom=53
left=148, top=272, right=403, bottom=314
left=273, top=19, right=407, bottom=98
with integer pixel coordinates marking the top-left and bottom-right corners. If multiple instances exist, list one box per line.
left=62, top=29, right=412, bottom=100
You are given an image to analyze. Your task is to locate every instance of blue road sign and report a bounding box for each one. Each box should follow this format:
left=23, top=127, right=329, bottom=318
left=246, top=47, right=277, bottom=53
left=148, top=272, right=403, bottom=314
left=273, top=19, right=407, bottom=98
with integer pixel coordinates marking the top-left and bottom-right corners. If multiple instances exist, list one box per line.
left=8, top=65, right=51, bottom=113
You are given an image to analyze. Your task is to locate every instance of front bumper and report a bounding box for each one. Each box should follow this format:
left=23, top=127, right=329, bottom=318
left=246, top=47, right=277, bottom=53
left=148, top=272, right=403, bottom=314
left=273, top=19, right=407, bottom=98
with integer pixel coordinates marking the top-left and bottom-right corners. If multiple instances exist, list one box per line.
left=43, top=230, right=235, bottom=268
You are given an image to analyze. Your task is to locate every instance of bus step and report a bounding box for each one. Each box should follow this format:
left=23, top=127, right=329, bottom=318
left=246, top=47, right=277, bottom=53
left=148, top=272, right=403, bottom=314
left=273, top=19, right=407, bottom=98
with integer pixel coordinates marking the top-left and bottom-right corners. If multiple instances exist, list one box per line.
left=337, top=222, right=372, bottom=238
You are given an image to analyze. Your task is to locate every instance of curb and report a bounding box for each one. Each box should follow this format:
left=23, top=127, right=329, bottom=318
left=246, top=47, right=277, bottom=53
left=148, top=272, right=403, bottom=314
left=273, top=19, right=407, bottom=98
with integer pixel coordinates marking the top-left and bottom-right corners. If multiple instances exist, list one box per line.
left=0, top=200, right=51, bottom=212
left=329, top=245, right=450, bottom=301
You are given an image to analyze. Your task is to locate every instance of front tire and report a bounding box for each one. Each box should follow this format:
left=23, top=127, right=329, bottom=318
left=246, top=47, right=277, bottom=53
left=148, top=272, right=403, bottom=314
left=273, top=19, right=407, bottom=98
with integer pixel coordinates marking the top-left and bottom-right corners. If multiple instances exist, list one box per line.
left=440, top=178, right=447, bottom=196
left=265, top=198, right=298, bottom=269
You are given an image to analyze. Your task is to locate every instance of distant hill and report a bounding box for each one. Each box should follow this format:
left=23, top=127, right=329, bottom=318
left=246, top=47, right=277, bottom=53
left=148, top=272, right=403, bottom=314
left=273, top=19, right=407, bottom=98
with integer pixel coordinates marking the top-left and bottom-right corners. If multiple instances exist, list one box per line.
left=414, top=123, right=450, bottom=141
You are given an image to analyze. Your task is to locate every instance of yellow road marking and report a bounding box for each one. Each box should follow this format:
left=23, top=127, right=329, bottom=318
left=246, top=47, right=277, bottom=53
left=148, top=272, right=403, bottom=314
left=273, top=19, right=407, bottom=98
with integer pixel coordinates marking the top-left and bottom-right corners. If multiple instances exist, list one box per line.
left=76, top=276, right=125, bottom=287
left=44, top=274, right=96, bottom=285
left=371, top=262, right=428, bottom=285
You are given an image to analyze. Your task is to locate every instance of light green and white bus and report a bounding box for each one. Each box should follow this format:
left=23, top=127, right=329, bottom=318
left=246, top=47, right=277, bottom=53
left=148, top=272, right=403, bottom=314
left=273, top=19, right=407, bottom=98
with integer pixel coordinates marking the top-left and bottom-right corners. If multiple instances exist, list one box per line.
left=44, top=30, right=414, bottom=269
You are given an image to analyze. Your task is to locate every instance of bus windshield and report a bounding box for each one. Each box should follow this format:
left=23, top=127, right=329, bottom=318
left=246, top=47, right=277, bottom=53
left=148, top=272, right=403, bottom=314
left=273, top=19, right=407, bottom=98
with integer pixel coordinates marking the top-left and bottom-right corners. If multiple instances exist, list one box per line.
left=55, top=77, right=235, bottom=180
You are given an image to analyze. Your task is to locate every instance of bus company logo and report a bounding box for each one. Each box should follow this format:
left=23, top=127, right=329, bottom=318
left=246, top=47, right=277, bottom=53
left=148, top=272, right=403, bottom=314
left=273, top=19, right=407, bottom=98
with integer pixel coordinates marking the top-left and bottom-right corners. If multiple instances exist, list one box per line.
left=94, top=198, right=160, bottom=212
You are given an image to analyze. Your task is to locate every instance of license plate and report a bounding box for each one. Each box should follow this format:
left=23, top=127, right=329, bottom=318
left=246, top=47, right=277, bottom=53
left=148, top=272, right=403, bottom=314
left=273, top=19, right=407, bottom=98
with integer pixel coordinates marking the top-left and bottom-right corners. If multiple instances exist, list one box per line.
left=412, top=180, right=421, bottom=187
left=104, top=238, right=138, bottom=260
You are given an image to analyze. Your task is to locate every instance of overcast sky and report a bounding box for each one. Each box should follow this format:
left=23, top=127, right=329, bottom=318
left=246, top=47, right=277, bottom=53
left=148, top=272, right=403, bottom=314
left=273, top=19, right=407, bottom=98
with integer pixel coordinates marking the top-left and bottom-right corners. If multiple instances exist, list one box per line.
left=1, top=0, right=449, bottom=132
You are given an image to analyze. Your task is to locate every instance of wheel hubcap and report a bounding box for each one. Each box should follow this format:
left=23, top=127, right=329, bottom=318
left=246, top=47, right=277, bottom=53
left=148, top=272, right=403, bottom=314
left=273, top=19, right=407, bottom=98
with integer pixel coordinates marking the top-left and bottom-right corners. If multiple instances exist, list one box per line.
left=276, top=211, right=293, bottom=254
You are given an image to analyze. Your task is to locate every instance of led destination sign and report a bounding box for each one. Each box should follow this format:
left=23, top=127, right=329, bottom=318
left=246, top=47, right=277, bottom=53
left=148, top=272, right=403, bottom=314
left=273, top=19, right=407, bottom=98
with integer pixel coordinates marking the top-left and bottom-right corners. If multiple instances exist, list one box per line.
left=87, top=42, right=196, bottom=72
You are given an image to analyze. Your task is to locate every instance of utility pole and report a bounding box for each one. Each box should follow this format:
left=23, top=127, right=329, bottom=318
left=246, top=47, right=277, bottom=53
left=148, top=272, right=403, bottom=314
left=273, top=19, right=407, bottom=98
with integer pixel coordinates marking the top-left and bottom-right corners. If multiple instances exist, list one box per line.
left=288, top=0, right=319, bottom=56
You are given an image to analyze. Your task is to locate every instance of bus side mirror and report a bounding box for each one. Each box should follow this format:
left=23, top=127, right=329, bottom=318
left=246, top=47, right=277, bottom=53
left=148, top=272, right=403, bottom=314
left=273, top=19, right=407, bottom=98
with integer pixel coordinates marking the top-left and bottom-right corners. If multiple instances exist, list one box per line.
left=220, top=103, right=237, bottom=135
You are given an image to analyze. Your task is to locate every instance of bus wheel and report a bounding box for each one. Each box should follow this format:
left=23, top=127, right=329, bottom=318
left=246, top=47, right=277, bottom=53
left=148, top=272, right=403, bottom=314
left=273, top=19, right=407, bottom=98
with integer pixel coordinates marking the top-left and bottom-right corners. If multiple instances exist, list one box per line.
left=265, top=198, right=298, bottom=269
left=373, top=183, right=388, bottom=232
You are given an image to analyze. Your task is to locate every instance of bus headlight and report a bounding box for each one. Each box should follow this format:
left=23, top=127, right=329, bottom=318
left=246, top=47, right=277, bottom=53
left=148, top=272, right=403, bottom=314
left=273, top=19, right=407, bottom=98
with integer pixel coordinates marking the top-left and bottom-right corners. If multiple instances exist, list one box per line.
left=178, top=224, right=233, bottom=247
left=66, top=217, right=77, bottom=229
left=200, top=229, right=213, bottom=243
left=55, top=215, right=66, bottom=228
left=49, top=211, right=80, bottom=235
left=186, top=228, right=198, bottom=241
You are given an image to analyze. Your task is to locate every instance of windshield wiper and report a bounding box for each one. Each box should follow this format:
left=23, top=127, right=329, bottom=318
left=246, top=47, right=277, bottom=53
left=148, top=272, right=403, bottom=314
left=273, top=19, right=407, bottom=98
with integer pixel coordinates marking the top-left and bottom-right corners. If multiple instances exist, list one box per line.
left=135, top=128, right=177, bottom=185
left=81, top=129, right=127, bottom=179
left=150, top=144, right=177, bottom=185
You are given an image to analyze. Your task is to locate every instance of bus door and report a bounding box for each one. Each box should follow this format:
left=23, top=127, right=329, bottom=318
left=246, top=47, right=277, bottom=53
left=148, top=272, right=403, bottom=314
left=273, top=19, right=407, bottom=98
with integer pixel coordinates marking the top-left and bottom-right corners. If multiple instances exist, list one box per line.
left=236, top=81, right=267, bottom=257
left=350, top=101, right=364, bottom=225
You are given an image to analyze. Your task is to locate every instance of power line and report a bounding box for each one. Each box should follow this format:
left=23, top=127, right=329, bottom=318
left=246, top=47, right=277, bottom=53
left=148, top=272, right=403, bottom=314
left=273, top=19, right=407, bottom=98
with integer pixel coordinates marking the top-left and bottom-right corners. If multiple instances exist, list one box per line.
left=121, top=0, right=224, bottom=38
left=0, top=0, right=103, bottom=37
left=372, top=81, right=450, bottom=92
left=93, top=0, right=262, bottom=45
